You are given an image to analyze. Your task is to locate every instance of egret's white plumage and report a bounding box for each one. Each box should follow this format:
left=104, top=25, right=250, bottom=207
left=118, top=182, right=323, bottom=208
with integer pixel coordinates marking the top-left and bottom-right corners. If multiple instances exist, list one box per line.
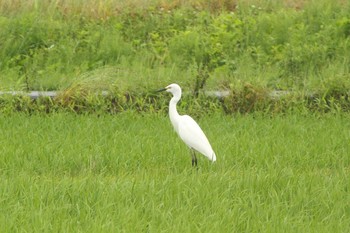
left=159, top=83, right=216, bottom=165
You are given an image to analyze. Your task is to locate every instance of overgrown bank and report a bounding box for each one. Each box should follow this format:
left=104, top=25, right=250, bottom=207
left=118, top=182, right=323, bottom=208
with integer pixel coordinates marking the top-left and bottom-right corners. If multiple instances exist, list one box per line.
left=0, top=0, right=350, bottom=113
left=1, top=84, right=349, bottom=115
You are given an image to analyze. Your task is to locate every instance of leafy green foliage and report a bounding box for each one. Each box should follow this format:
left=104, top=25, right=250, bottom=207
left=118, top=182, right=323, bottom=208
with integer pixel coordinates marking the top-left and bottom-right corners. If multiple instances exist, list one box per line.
left=0, top=0, right=350, bottom=112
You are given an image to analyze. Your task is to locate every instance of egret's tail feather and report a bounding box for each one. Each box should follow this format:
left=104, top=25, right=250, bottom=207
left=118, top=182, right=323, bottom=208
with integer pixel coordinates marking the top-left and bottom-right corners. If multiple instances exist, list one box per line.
left=211, top=152, right=217, bottom=162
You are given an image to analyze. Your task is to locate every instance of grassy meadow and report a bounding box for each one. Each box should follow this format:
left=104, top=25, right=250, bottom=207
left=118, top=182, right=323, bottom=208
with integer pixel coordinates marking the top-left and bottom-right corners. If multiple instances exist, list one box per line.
left=0, top=113, right=349, bottom=232
left=1, top=0, right=350, bottom=232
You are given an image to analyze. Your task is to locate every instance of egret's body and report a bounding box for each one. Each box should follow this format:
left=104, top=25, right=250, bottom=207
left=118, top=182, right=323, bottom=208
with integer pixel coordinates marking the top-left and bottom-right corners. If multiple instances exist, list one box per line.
left=159, top=84, right=216, bottom=166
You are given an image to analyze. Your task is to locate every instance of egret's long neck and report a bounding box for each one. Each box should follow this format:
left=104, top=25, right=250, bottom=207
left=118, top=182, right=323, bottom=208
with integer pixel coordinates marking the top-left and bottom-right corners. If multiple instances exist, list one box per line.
left=169, top=96, right=180, bottom=118
left=169, top=94, right=181, bottom=130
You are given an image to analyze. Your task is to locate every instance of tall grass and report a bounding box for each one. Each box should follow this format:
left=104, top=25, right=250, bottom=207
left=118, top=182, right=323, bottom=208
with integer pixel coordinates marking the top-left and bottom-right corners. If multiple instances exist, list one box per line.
left=0, top=113, right=349, bottom=232
left=0, top=0, right=349, bottom=96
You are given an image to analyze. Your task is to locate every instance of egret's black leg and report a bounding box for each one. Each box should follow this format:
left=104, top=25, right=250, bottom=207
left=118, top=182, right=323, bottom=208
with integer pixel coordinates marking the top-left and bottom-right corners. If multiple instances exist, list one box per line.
left=191, top=150, right=198, bottom=167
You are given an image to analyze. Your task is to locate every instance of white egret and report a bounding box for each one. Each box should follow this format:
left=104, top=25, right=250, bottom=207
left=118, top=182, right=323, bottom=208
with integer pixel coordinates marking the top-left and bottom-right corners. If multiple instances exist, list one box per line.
left=158, top=83, right=216, bottom=166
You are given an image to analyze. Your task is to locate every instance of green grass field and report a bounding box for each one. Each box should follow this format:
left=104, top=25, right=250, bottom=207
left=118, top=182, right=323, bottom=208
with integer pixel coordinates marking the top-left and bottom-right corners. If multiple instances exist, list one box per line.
left=0, top=112, right=349, bottom=232
left=1, top=1, right=350, bottom=231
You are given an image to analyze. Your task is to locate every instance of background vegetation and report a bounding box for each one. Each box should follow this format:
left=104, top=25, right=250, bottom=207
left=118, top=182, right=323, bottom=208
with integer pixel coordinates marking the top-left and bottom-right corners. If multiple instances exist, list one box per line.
left=1, top=0, right=350, bottom=105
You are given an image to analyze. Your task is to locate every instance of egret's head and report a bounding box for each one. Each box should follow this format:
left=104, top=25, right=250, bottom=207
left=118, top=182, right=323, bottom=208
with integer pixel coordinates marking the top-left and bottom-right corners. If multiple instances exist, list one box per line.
left=165, top=83, right=181, bottom=93
left=157, top=83, right=182, bottom=97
